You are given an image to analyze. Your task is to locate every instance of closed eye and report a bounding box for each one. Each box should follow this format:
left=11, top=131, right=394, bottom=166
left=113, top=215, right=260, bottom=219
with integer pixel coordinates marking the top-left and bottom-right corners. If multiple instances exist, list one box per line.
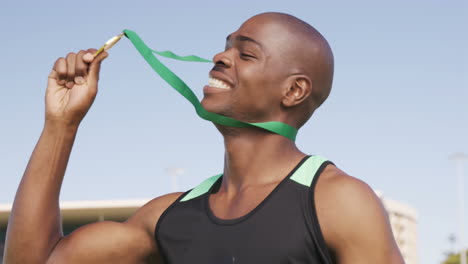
left=240, top=53, right=256, bottom=59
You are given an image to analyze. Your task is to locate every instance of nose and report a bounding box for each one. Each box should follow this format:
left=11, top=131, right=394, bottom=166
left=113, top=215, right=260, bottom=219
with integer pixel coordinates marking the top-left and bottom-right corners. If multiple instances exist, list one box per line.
left=212, top=49, right=234, bottom=68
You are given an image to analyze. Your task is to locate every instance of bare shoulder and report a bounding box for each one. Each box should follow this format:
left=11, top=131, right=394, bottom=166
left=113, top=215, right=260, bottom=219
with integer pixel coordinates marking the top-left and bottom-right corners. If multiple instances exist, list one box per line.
left=316, top=165, right=380, bottom=213
left=126, top=192, right=185, bottom=235
left=47, top=192, right=183, bottom=264
left=314, top=165, right=405, bottom=264
left=314, top=164, right=381, bottom=245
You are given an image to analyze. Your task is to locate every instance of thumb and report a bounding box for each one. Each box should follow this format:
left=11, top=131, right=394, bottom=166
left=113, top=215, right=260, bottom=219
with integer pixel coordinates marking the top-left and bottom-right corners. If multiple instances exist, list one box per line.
left=88, top=51, right=109, bottom=85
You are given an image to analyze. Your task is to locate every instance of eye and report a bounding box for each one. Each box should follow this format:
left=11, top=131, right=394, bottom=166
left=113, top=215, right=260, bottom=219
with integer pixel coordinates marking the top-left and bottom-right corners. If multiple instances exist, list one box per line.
left=240, top=53, right=256, bottom=60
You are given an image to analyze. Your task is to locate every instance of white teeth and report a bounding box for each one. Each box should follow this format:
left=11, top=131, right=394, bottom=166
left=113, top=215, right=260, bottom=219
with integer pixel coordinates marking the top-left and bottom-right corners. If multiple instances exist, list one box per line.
left=208, top=77, right=231, bottom=90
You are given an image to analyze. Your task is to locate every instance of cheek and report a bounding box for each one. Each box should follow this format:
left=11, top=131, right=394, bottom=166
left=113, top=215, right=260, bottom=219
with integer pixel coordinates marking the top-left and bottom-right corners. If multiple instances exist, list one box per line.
left=236, top=67, right=282, bottom=114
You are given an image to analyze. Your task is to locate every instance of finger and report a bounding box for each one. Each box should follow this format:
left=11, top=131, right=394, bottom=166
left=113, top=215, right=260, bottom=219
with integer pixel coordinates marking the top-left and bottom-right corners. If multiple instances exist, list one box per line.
left=65, top=53, right=76, bottom=89
left=50, top=57, right=67, bottom=85
left=75, top=50, right=87, bottom=85
left=83, top=48, right=97, bottom=63
left=88, top=51, right=108, bottom=86
left=48, top=69, right=58, bottom=79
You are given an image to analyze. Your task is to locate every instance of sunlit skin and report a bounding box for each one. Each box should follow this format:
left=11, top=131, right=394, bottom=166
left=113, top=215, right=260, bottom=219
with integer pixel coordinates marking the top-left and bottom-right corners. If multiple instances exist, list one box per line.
left=202, top=15, right=328, bottom=126
left=4, top=12, right=405, bottom=264
left=201, top=26, right=286, bottom=123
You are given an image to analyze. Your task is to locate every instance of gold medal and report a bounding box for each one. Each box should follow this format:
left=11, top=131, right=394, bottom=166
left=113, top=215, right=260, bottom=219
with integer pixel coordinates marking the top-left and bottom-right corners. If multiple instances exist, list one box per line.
left=93, top=33, right=125, bottom=57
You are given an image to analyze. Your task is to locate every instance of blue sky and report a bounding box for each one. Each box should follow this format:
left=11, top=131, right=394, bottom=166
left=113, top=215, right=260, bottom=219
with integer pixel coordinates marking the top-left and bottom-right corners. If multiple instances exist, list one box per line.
left=0, top=0, right=466, bottom=263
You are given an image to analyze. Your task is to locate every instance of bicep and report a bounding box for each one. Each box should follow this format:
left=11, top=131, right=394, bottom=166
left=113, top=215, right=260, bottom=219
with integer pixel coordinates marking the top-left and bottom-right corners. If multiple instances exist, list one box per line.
left=46, top=221, right=159, bottom=264
left=45, top=192, right=183, bottom=264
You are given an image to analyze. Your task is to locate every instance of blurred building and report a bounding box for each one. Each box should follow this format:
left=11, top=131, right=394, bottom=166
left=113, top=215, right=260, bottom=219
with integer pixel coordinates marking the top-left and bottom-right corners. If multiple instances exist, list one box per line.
left=377, top=191, right=419, bottom=264
left=0, top=195, right=418, bottom=263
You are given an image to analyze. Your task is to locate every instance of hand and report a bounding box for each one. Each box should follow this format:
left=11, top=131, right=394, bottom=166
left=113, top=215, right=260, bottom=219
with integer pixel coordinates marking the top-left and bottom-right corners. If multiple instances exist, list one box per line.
left=46, top=49, right=108, bottom=127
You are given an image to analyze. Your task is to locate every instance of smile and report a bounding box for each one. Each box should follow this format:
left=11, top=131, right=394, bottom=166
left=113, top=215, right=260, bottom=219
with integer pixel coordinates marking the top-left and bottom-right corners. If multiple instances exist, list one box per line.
left=208, top=77, right=232, bottom=90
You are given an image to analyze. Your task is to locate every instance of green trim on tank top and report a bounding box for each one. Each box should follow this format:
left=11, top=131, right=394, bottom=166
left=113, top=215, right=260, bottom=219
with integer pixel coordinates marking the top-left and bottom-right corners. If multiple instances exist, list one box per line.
left=289, top=155, right=328, bottom=187
left=180, top=155, right=328, bottom=202
left=180, top=174, right=222, bottom=202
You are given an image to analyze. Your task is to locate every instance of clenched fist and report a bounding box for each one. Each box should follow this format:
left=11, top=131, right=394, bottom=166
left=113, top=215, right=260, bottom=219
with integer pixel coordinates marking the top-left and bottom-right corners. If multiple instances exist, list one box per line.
left=46, top=49, right=108, bottom=127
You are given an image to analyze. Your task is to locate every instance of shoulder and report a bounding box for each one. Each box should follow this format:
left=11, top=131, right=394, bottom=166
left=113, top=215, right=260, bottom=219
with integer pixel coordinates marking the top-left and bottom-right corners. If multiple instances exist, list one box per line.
left=314, top=165, right=404, bottom=263
left=126, top=192, right=185, bottom=236
left=315, top=164, right=382, bottom=235
left=315, top=164, right=378, bottom=210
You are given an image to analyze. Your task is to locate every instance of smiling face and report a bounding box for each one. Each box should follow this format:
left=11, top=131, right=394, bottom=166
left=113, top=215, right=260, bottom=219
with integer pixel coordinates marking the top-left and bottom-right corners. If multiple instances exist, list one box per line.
left=201, top=13, right=334, bottom=129
left=201, top=15, right=291, bottom=123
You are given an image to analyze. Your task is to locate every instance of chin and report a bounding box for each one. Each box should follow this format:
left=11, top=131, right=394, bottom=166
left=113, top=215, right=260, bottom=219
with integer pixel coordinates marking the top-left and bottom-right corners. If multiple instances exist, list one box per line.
left=200, top=97, right=229, bottom=116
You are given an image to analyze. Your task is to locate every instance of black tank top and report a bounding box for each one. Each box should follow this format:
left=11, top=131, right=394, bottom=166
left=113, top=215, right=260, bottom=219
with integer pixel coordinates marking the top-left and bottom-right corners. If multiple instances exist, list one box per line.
left=155, top=155, right=334, bottom=264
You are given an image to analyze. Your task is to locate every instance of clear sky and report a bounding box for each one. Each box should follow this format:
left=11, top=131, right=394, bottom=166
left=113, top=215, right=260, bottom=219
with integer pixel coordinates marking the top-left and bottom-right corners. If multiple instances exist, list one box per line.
left=0, top=0, right=466, bottom=263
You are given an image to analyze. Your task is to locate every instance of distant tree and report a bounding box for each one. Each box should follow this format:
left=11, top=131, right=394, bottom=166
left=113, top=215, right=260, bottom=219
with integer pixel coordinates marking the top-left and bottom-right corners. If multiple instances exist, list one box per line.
left=443, top=250, right=468, bottom=264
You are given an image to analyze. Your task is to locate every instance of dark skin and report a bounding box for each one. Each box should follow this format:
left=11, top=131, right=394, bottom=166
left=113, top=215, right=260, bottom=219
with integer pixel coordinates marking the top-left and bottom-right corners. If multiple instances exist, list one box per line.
left=4, top=12, right=405, bottom=264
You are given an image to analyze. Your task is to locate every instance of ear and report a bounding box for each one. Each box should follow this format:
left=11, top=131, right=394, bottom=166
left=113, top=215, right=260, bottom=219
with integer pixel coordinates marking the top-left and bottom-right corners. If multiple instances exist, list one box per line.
left=281, top=75, right=312, bottom=108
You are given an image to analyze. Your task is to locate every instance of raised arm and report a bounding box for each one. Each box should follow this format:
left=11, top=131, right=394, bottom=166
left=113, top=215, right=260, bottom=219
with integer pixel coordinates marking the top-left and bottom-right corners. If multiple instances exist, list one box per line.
left=3, top=49, right=178, bottom=263
left=316, top=166, right=405, bottom=264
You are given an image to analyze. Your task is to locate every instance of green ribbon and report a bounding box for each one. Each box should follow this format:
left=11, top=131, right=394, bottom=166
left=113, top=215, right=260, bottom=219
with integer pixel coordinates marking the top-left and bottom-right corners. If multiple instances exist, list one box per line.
left=123, top=29, right=298, bottom=141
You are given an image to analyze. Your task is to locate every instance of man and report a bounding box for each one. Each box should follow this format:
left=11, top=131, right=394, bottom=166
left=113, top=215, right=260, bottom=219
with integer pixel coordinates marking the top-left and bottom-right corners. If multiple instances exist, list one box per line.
left=4, top=12, right=404, bottom=264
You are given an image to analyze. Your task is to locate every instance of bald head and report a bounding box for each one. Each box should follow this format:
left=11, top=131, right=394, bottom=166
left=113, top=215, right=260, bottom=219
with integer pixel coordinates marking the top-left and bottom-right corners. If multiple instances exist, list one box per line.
left=243, top=13, right=334, bottom=127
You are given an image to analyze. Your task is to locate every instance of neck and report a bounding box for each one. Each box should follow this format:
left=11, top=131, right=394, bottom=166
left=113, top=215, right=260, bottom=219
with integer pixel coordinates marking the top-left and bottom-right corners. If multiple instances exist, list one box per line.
left=221, top=128, right=306, bottom=193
